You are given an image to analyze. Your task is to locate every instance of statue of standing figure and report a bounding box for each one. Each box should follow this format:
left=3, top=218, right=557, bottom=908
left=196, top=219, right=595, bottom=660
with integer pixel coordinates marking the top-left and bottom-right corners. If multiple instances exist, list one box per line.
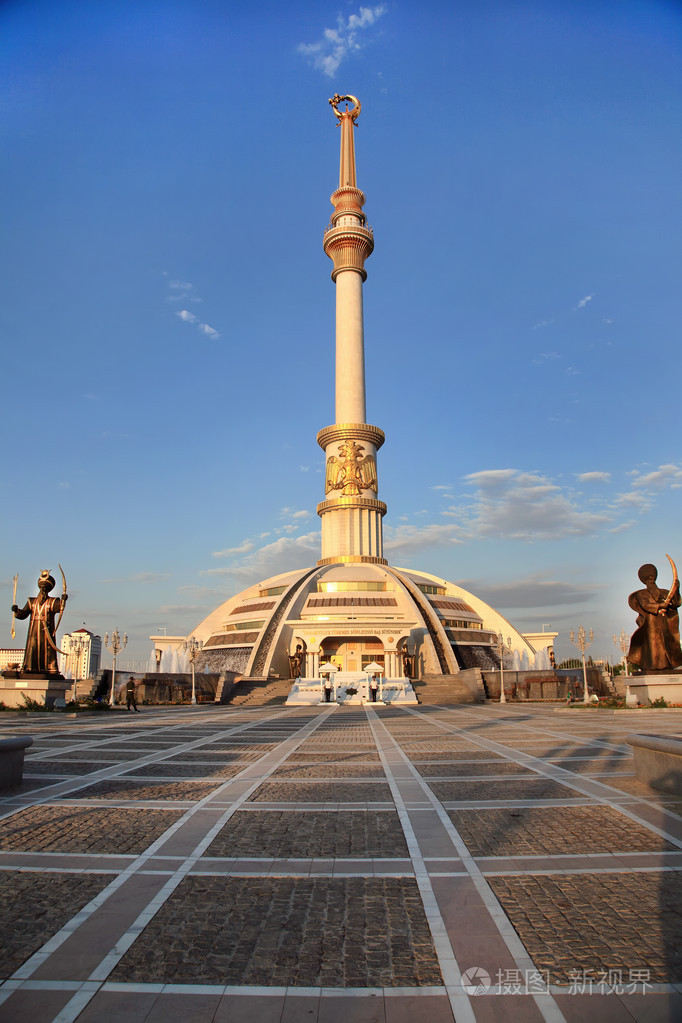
left=627, top=559, right=682, bottom=674
left=11, top=569, right=68, bottom=676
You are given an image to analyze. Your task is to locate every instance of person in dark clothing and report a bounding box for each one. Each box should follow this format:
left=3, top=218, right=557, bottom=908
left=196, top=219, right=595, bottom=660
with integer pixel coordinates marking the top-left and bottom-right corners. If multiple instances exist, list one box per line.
left=126, top=676, right=140, bottom=712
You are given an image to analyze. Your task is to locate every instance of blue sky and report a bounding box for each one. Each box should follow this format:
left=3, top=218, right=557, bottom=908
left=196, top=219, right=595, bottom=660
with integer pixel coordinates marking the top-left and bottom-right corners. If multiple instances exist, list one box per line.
left=2, top=0, right=681, bottom=668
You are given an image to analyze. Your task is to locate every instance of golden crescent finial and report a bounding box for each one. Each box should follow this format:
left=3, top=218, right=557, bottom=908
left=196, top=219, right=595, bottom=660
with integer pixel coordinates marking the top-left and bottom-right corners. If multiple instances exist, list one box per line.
left=329, top=94, right=361, bottom=123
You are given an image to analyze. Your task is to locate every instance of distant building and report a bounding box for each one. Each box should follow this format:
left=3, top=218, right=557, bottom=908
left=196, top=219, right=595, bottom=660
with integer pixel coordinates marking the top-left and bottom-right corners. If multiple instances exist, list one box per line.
left=0, top=649, right=23, bottom=671
left=60, top=629, right=102, bottom=679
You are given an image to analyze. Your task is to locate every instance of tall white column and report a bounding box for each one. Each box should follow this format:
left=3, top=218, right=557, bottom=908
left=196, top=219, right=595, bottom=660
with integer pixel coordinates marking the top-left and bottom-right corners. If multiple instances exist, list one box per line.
left=335, top=270, right=366, bottom=423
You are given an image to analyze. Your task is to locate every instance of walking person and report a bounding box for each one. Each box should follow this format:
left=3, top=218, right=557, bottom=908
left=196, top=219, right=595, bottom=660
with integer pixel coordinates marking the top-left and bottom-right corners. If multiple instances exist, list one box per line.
left=126, top=676, right=140, bottom=712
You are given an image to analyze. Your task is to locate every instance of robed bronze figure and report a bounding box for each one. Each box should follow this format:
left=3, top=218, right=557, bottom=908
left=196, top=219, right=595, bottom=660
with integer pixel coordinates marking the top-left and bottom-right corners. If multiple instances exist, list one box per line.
left=627, top=558, right=682, bottom=674
left=11, top=569, right=68, bottom=676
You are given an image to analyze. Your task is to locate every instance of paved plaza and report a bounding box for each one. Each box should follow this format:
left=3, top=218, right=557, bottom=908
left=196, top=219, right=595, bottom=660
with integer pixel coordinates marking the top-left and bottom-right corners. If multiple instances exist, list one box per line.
left=0, top=702, right=680, bottom=1022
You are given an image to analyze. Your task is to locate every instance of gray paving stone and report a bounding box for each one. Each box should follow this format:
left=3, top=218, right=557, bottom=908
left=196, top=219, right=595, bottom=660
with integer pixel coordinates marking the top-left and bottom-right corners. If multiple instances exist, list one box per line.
left=488, top=872, right=682, bottom=983
left=110, top=876, right=442, bottom=987
left=448, top=805, right=677, bottom=856
left=126, top=763, right=243, bottom=778
left=249, top=782, right=393, bottom=803
left=271, top=764, right=386, bottom=779
left=0, top=805, right=182, bottom=853
left=414, top=762, right=532, bottom=777
left=70, top=780, right=219, bottom=801
left=204, top=810, right=408, bottom=858
left=428, top=778, right=578, bottom=801
left=0, top=871, right=110, bottom=976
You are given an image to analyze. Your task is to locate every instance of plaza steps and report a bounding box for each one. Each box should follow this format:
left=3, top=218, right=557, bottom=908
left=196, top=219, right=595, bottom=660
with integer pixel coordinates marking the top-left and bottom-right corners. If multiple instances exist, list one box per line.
left=412, top=670, right=486, bottom=705
left=225, top=676, right=292, bottom=707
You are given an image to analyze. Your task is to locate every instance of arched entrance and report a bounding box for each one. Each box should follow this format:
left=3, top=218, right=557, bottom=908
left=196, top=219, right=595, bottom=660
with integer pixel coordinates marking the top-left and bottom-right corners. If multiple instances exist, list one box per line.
left=319, top=636, right=385, bottom=673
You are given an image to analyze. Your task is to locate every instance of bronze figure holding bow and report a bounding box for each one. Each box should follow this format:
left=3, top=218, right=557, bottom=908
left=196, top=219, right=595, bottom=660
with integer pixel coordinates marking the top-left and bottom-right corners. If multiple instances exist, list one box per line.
left=11, top=567, right=68, bottom=676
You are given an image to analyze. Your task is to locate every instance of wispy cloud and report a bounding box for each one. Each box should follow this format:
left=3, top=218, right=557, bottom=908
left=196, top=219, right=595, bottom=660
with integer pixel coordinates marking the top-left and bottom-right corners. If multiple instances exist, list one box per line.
left=384, top=522, right=464, bottom=556
left=166, top=279, right=200, bottom=302
left=211, top=541, right=255, bottom=559
left=576, top=294, right=594, bottom=309
left=198, top=323, right=220, bottom=339
left=298, top=5, right=387, bottom=77
left=456, top=575, right=602, bottom=610
left=164, top=274, right=221, bottom=340
left=99, top=571, right=170, bottom=584
left=611, top=463, right=682, bottom=513
left=576, top=471, right=611, bottom=483
left=462, top=469, right=611, bottom=540
left=201, top=532, right=321, bottom=582
left=531, top=351, right=561, bottom=365
left=630, top=464, right=682, bottom=490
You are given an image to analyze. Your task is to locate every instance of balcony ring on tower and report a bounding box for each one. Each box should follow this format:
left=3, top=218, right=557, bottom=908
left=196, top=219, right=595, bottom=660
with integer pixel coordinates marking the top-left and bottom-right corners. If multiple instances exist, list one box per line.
left=329, top=94, right=361, bottom=123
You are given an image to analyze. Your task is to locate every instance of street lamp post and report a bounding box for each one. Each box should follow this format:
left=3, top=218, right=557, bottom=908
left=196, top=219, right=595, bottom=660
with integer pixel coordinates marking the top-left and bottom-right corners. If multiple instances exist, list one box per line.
left=103, top=629, right=127, bottom=707
left=612, top=630, right=630, bottom=677
left=569, top=626, right=594, bottom=703
left=497, top=633, right=511, bottom=703
left=182, top=637, right=204, bottom=705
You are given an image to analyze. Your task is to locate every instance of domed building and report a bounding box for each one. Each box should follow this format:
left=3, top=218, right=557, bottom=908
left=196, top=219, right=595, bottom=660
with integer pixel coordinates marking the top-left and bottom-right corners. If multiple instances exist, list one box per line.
left=156, top=95, right=545, bottom=702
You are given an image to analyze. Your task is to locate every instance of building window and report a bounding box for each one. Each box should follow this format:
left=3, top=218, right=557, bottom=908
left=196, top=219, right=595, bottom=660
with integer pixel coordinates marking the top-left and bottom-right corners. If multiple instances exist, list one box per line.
left=416, top=583, right=446, bottom=596
left=317, top=581, right=391, bottom=592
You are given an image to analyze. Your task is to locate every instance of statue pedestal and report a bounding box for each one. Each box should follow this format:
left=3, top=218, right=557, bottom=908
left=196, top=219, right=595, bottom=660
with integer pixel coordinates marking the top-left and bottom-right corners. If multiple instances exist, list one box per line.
left=626, top=675, right=682, bottom=707
left=0, top=673, right=71, bottom=709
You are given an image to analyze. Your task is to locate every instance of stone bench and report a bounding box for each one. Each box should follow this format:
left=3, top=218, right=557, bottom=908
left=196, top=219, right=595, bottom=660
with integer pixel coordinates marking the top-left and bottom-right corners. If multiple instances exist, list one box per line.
left=626, top=734, right=682, bottom=796
left=0, top=736, right=33, bottom=789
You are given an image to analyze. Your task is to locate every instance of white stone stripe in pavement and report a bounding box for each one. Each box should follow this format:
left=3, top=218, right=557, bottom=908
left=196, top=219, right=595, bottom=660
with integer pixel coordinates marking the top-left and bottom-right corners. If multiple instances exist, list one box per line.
left=365, top=711, right=480, bottom=1023
left=369, top=708, right=569, bottom=1023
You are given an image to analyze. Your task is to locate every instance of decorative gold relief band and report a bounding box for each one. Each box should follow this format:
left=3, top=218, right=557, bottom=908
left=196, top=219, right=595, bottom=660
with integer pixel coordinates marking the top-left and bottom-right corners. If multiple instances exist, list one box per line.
left=317, top=423, right=385, bottom=450
left=317, top=497, right=387, bottom=516
left=317, top=555, right=389, bottom=566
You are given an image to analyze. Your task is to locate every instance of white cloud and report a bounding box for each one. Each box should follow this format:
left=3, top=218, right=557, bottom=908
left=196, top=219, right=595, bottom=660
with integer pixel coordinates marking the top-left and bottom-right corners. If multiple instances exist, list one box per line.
left=298, top=5, right=387, bottom=77
left=384, top=522, right=465, bottom=556
left=201, top=532, right=321, bottom=582
left=456, top=575, right=602, bottom=610
left=576, top=471, right=611, bottom=483
left=99, top=571, right=170, bottom=584
left=630, top=464, right=682, bottom=490
left=462, top=469, right=611, bottom=540
left=577, top=294, right=593, bottom=308
left=198, top=323, right=220, bottom=339
left=166, top=280, right=201, bottom=303
left=167, top=277, right=221, bottom=339
left=531, top=351, right=561, bottom=364
left=211, top=541, right=255, bottom=559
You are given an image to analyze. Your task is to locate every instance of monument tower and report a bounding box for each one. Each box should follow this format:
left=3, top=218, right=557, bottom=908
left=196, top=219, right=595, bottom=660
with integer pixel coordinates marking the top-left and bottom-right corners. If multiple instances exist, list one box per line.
left=318, top=94, right=385, bottom=567
left=152, top=96, right=544, bottom=699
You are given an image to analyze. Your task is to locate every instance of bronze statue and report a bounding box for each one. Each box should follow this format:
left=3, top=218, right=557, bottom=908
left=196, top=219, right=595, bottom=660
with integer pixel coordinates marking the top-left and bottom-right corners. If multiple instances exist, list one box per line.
left=289, top=644, right=304, bottom=679
left=11, top=569, right=68, bottom=675
left=627, top=558, right=682, bottom=674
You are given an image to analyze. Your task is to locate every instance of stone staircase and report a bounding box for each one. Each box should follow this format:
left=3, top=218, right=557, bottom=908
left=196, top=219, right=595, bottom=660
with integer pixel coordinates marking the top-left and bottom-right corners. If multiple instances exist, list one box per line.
left=225, top=676, right=293, bottom=707
left=413, top=671, right=486, bottom=705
